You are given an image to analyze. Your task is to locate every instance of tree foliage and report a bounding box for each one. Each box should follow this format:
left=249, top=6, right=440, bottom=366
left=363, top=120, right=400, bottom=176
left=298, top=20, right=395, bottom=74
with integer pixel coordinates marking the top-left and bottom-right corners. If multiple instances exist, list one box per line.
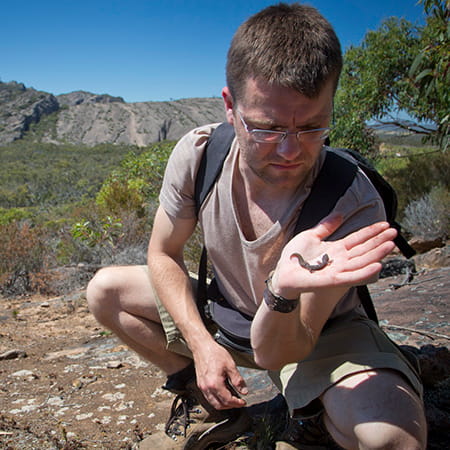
left=333, top=0, right=449, bottom=155
left=409, top=0, right=450, bottom=150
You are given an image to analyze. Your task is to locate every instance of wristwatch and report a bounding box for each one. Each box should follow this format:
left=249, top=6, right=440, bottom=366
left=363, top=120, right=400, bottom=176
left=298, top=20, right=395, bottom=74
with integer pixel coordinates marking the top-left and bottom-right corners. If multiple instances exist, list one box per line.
left=264, top=271, right=299, bottom=313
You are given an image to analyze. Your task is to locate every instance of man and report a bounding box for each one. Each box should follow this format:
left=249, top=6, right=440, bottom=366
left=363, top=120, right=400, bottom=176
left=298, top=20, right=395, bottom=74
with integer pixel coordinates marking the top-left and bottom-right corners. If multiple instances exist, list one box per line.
left=87, top=3, right=427, bottom=449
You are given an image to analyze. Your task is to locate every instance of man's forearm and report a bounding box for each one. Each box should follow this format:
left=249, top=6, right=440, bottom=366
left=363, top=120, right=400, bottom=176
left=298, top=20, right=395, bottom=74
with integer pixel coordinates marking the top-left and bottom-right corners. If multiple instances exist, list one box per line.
left=251, top=287, right=346, bottom=370
left=148, top=253, right=214, bottom=353
left=251, top=300, right=309, bottom=369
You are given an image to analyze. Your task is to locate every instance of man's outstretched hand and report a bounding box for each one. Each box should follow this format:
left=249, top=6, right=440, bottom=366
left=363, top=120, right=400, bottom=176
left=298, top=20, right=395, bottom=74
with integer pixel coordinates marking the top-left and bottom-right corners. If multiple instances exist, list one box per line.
left=271, top=215, right=397, bottom=299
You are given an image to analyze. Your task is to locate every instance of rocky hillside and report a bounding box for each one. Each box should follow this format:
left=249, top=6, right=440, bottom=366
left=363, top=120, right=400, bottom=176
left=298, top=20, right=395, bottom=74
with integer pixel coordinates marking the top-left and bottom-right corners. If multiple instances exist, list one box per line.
left=0, top=81, right=226, bottom=146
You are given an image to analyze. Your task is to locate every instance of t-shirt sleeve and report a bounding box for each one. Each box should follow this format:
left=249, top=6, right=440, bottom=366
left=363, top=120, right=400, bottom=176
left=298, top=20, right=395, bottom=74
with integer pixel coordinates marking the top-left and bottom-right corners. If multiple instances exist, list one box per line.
left=159, top=124, right=218, bottom=220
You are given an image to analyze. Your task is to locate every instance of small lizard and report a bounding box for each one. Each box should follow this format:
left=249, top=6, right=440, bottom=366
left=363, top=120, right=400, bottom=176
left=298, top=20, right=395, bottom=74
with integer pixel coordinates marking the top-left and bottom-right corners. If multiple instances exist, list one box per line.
left=291, top=252, right=330, bottom=272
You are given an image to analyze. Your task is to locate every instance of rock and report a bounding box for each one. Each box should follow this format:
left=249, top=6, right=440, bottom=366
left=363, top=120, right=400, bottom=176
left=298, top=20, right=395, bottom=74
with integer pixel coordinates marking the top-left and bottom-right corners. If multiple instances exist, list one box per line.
left=414, top=244, right=450, bottom=269
left=10, top=369, right=37, bottom=380
left=106, top=360, right=124, bottom=369
left=417, top=345, right=450, bottom=387
left=410, top=237, right=446, bottom=254
left=381, top=257, right=416, bottom=278
left=0, top=81, right=59, bottom=144
left=52, top=97, right=225, bottom=146
left=0, top=349, right=27, bottom=360
left=57, top=91, right=125, bottom=106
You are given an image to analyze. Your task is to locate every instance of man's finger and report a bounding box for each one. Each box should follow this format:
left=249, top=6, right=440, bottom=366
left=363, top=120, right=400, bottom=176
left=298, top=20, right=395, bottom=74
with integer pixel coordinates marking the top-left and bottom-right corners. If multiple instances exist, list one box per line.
left=342, top=241, right=396, bottom=272
left=228, top=369, right=248, bottom=396
left=312, top=212, right=344, bottom=239
left=346, top=227, right=397, bottom=258
left=343, top=222, right=394, bottom=250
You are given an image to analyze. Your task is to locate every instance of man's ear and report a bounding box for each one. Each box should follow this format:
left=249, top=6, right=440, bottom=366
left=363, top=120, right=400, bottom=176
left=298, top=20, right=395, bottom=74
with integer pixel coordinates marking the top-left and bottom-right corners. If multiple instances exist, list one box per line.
left=222, top=87, right=235, bottom=125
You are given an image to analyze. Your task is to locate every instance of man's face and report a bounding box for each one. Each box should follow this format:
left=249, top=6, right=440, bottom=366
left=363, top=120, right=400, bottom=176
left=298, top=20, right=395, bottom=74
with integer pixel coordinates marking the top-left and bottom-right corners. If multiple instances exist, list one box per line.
left=223, top=77, right=334, bottom=191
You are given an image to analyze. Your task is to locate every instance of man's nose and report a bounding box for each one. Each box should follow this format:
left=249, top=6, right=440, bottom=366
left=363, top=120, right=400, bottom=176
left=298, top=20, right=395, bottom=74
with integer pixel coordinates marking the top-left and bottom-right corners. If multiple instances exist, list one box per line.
left=276, top=133, right=302, bottom=160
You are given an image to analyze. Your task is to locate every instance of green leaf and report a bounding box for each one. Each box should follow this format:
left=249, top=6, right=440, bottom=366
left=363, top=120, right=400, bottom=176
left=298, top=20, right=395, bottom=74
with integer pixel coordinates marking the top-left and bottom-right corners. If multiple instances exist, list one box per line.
left=409, top=52, right=425, bottom=77
left=415, top=68, right=434, bottom=81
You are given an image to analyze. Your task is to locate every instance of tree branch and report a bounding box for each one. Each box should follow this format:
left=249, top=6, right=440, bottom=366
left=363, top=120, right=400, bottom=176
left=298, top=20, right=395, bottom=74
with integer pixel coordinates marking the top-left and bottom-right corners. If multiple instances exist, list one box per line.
left=382, top=324, right=450, bottom=341
left=373, top=117, right=435, bottom=135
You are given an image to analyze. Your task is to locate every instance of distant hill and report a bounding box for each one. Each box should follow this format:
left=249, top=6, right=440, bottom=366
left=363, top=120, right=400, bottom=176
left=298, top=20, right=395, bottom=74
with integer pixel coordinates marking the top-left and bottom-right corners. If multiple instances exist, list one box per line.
left=0, top=81, right=226, bottom=146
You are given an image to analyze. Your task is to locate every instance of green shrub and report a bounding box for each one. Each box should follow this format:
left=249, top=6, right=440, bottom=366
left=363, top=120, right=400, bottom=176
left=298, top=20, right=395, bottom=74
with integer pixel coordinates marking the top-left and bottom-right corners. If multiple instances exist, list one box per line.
left=0, top=139, right=178, bottom=294
left=377, top=149, right=450, bottom=219
left=0, top=207, right=33, bottom=225
left=96, top=141, right=175, bottom=211
left=0, top=221, right=50, bottom=296
left=402, top=185, right=449, bottom=240
left=0, top=141, right=148, bottom=209
left=69, top=141, right=175, bottom=265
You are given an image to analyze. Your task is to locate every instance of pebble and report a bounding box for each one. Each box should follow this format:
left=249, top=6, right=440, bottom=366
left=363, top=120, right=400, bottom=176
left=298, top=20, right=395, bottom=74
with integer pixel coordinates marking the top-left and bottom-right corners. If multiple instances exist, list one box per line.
left=0, top=349, right=27, bottom=360
left=10, top=369, right=36, bottom=379
left=102, top=392, right=125, bottom=402
left=76, top=412, right=93, bottom=421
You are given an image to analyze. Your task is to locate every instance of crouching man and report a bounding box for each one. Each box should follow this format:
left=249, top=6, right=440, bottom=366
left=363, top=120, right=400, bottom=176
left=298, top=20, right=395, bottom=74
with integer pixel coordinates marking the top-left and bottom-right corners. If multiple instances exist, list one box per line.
left=87, top=3, right=426, bottom=449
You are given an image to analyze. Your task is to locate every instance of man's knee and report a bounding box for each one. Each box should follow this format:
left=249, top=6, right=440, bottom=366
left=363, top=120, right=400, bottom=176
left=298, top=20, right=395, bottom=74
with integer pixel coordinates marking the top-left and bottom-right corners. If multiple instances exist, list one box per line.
left=355, top=421, right=426, bottom=450
left=86, top=267, right=118, bottom=319
left=322, top=370, right=427, bottom=449
left=324, top=413, right=426, bottom=449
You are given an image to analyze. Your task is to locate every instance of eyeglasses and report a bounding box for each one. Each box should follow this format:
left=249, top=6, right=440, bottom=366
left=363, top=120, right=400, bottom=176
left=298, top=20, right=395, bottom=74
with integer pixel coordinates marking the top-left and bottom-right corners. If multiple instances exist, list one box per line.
left=237, top=109, right=331, bottom=144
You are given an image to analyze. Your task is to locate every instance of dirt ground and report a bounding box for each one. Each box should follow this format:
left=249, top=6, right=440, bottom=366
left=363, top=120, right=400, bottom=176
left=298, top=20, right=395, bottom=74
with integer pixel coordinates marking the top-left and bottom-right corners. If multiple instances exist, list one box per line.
left=0, top=266, right=449, bottom=449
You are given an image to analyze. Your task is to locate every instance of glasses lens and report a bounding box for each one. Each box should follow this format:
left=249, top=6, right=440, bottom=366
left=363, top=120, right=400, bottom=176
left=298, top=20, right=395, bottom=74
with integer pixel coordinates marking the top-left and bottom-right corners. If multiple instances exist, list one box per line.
left=299, top=128, right=330, bottom=143
left=251, top=130, right=285, bottom=143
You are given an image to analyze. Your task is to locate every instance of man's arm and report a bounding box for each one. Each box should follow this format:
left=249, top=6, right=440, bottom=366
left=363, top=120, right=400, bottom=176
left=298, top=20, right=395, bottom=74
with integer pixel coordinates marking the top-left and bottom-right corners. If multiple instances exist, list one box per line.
left=148, top=206, right=247, bottom=409
left=251, top=215, right=397, bottom=370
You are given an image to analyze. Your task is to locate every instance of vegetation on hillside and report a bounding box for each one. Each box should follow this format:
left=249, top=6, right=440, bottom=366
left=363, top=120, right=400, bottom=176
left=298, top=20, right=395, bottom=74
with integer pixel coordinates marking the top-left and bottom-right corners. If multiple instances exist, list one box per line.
left=0, top=140, right=173, bottom=296
left=0, top=141, right=147, bottom=209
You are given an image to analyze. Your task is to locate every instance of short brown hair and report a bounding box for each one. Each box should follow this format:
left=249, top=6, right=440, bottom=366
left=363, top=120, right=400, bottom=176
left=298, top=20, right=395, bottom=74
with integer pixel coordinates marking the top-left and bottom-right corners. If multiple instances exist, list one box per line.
left=226, top=2, right=342, bottom=102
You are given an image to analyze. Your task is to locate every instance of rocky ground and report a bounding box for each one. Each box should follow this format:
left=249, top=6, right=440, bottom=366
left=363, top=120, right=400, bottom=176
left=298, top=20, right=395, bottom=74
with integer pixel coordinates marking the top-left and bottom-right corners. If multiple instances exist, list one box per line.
left=0, top=264, right=448, bottom=449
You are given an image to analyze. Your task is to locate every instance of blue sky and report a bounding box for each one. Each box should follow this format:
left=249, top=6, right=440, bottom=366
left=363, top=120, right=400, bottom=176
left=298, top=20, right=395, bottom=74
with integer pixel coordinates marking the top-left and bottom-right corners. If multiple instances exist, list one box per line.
left=1, top=0, right=425, bottom=103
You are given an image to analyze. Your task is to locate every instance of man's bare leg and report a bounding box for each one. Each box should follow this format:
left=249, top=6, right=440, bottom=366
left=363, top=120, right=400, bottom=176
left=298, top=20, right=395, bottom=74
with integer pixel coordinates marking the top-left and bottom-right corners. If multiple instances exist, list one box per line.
left=88, top=266, right=253, bottom=448
left=86, top=265, right=191, bottom=375
left=322, top=369, right=427, bottom=449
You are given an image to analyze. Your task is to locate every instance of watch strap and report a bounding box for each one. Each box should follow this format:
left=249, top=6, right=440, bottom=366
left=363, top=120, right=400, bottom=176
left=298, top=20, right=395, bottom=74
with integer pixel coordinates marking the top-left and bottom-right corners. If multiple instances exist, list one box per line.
left=264, top=271, right=299, bottom=313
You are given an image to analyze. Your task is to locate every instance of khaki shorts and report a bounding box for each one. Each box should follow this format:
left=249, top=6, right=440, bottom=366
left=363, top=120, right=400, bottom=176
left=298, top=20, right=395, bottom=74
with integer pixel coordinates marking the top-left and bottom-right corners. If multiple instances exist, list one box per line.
left=149, top=268, right=423, bottom=418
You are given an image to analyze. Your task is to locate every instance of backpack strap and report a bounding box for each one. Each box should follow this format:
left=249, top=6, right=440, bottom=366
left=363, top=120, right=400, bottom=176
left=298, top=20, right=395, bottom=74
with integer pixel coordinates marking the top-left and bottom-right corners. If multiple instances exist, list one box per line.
left=293, top=150, right=379, bottom=323
left=194, top=122, right=235, bottom=215
left=342, top=149, right=415, bottom=259
left=294, top=149, right=357, bottom=234
left=194, top=122, right=235, bottom=314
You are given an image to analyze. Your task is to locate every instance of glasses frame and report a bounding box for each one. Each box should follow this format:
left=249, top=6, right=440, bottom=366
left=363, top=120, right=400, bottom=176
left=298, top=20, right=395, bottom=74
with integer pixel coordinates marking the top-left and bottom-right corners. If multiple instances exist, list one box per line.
left=237, top=109, right=331, bottom=144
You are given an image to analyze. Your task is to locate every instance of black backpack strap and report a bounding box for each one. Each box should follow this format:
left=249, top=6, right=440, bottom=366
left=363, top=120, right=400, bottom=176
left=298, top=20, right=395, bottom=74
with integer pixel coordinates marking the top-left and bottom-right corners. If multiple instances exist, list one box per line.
left=294, top=149, right=357, bottom=233
left=357, top=285, right=379, bottom=323
left=337, top=149, right=415, bottom=259
left=194, top=122, right=235, bottom=215
left=294, top=149, right=378, bottom=323
left=194, top=122, right=235, bottom=311
left=196, top=245, right=209, bottom=320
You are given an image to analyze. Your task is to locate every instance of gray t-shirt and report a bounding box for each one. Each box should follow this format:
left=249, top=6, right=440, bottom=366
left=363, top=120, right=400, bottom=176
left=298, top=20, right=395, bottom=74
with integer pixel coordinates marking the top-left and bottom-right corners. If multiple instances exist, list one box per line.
left=160, top=124, right=385, bottom=318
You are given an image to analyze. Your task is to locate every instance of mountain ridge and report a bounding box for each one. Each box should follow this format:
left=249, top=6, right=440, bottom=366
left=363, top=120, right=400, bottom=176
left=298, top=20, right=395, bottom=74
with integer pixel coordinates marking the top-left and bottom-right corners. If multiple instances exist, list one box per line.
left=0, top=81, right=226, bottom=146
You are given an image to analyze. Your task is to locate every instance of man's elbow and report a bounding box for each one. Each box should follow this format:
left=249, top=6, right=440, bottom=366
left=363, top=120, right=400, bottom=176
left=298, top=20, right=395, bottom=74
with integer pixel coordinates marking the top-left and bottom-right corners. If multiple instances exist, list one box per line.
left=253, top=353, right=285, bottom=371
left=252, top=344, right=312, bottom=371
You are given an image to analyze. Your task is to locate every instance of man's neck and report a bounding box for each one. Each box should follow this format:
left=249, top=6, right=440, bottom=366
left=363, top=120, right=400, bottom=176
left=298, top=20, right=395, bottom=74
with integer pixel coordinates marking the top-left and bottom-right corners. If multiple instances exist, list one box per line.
left=233, top=163, right=302, bottom=241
